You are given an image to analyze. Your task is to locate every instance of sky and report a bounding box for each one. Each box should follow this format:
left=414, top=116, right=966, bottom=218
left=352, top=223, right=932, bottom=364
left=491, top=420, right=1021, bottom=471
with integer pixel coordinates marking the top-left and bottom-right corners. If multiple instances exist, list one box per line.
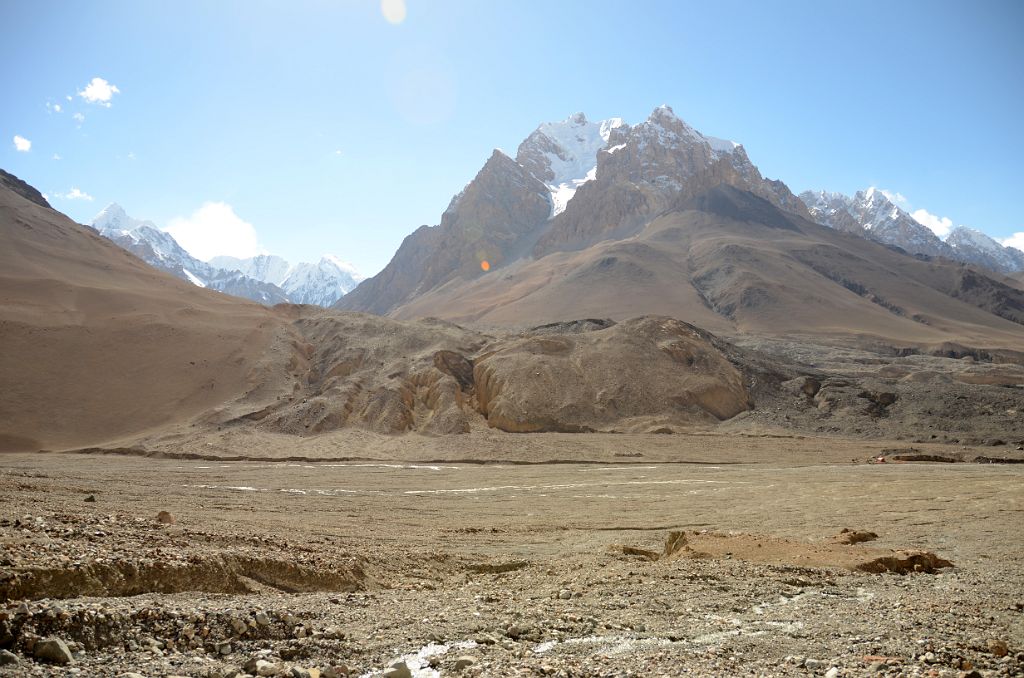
left=2, top=0, right=1023, bottom=276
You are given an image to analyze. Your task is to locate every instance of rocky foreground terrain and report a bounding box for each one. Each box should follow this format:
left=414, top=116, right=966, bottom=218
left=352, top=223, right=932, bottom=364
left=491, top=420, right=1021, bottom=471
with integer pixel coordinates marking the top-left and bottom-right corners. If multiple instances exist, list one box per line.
left=1, top=438, right=1022, bottom=677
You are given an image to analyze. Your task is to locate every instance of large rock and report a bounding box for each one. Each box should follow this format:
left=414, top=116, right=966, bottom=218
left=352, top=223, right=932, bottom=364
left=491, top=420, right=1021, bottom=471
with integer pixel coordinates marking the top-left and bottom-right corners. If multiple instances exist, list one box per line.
left=474, top=316, right=751, bottom=432
left=33, top=637, right=74, bottom=664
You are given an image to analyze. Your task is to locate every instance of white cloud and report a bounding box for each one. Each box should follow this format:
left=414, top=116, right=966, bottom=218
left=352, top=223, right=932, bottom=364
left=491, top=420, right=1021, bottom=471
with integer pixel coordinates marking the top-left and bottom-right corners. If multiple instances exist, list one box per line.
left=47, top=102, right=62, bottom=113
left=52, top=153, right=62, bottom=161
left=879, top=189, right=908, bottom=206
left=72, top=112, right=85, bottom=124
left=910, top=208, right=954, bottom=238
left=78, top=77, right=120, bottom=106
left=127, top=151, right=136, bottom=160
left=12, top=135, right=31, bottom=152
left=1003, top=232, right=1024, bottom=251
left=54, top=187, right=94, bottom=201
left=166, top=202, right=264, bottom=261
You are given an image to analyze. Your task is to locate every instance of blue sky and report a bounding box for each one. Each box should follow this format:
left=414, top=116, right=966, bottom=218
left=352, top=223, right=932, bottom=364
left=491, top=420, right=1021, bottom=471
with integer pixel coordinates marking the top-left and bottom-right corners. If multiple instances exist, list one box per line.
left=2, top=0, right=1023, bottom=275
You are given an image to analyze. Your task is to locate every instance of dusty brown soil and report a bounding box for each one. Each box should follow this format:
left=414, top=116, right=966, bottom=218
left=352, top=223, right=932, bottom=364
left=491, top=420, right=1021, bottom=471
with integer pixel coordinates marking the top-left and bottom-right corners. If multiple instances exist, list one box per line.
left=1, top=435, right=1022, bottom=677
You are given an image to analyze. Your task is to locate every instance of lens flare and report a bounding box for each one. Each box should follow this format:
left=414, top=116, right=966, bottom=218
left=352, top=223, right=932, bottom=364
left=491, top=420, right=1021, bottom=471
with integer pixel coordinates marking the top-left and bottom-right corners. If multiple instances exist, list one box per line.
left=480, top=260, right=490, bottom=272
left=381, top=0, right=407, bottom=24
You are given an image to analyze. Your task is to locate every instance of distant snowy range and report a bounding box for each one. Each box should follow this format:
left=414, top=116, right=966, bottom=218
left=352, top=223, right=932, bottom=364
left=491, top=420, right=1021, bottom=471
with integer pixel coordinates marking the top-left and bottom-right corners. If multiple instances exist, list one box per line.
left=90, top=204, right=361, bottom=306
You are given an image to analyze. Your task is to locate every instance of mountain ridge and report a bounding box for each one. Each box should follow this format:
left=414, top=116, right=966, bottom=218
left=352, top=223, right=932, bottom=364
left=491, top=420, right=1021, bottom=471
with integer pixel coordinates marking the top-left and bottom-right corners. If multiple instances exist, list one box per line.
left=92, top=203, right=360, bottom=306
left=336, top=105, right=1024, bottom=352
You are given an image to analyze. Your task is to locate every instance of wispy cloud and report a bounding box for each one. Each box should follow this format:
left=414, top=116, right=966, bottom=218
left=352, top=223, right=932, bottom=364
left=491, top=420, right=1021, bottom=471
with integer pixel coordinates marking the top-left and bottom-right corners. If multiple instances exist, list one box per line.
left=72, top=112, right=85, bottom=125
left=166, top=202, right=264, bottom=261
left=78, top=77, right=120, bottom=106
left=12, top=135, right=31, bottom=152
left=879, top=188, right=908, bottom=207
left=52, top=153, right=62, bottom=161
left=46, top=102, right=62, bottom=113
left=54, top=187, right=94, bottom=201
left=910, top=208, right=954, bottom=238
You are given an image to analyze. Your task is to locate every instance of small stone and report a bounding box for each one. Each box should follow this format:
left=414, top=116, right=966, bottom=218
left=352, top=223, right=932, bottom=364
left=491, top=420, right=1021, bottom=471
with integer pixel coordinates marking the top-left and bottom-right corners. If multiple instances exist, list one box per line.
left=804, top=658, right=825, bottom=670
left=34, top=637, right=74, bottom=665
left=156, top=511, right=176, bottom=524
left=291, top=668, right=313, bottom=678
left=825, top=668, right=839, bottom=678
left=117, top=673, right=146, bottom=678
left=383, top=660, right=412, bottom=678
left=868, top=662, right=886, bottom=673
left=216, top=640, right=232, bottom=655
left=986, top=639, right=1009, bottom=657
left=231, top=617, right=248, bottom=635
left=0, top=650, right=19, bottom=666
left=254, top=612, right=271, bottom=626
left=323, top=665, right=350, bottom=678
left=453, top=656, right=478, bottom=671
left=558, top=589, right=572, bottom=600
left=84, top=495, right=96, bottom=502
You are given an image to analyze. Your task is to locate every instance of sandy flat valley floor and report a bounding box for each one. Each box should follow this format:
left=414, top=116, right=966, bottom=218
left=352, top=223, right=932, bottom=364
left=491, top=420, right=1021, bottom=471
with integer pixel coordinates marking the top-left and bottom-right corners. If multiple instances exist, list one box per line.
left=1, top=433, right=1022, bottom=677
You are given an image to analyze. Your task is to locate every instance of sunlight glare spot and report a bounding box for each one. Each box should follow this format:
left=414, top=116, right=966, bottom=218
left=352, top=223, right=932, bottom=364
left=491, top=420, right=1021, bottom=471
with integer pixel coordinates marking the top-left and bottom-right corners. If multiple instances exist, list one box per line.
left=381, top=0, right=407, bottom=24
left=480, top=260, right=490, bottom=272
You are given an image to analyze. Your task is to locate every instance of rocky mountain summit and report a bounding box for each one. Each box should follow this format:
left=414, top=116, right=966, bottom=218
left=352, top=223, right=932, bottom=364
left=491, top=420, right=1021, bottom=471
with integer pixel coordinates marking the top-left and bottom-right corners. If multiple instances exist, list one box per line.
left=800, top=189, right=1024, bottom=274
left=92, top=204, right=359, bottom=306
left=338, top=105, right=809, bottom=315
left=338, top=104, right=1024, bottom=343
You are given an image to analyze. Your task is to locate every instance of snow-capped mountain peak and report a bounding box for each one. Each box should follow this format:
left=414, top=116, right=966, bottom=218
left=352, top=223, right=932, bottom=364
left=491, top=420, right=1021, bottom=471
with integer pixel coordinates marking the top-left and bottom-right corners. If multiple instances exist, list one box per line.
left=209, top=254, right=292, bottom=287
left=515, top=112, right=629, bottom=217
left=90, top=205, right=361, bottom=306
left=211, top=254, right=363, bottom=306
left=800, top=188, right=1024, bottom=274
left=946, top=225, right=1024, bottom=273
left=92, top=202, right=153, bottom=236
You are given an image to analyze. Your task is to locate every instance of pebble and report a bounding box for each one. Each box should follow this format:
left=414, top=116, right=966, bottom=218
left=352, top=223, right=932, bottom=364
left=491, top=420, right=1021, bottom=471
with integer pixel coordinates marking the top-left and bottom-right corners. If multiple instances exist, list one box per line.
left=34, top=637, right=75, bottom=664
left=986, top=638, right=1009, bottom=657
left=804, top=658, right=825, bottom=670
left=117, top=673, right=146, bottom=678
left=558, top=589, right=572, bottom=600
left=0, top=650, right=19, bottom=666
left=825, top=668, right=839, bottom=678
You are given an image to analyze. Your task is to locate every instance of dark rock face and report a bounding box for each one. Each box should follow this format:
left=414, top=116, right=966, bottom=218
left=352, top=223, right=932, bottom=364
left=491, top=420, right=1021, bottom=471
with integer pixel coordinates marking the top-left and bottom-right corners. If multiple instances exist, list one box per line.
left=337, top=150, right=551, bottom=315
left=0, top=169, right=51, bottom=209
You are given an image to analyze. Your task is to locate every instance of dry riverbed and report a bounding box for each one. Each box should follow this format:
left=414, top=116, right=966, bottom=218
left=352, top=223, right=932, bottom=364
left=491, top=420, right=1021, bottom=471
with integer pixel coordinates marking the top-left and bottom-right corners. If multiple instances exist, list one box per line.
left=1, top=433, right=1022, bottom=677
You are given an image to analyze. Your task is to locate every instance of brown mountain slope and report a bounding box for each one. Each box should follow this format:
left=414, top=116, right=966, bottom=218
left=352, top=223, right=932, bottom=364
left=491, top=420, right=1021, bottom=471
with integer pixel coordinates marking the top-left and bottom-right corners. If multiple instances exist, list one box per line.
left=338, top=151, right=551, bottom=316
left=394, top=185, right=1024, bottom=349
left=0, top=174, right=292, bottom=452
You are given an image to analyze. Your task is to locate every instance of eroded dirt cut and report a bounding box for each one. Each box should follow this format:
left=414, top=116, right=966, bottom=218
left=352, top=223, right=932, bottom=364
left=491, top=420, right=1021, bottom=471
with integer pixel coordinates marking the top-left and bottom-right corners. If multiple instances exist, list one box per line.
left=616, top=529, right=953, bottom=574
